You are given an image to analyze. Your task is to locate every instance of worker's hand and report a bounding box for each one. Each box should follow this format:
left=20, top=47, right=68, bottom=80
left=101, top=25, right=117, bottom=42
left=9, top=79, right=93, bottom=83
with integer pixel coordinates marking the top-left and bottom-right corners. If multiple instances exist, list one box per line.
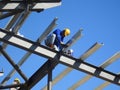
left=60, top=42, right=64, bottom=44
left=61, top=43, right=69, bottom=48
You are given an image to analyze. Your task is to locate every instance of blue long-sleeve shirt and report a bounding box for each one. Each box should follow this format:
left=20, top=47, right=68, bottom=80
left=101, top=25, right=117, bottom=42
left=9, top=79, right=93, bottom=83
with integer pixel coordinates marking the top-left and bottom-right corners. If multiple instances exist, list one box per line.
left=53, top=29, right=65, bottom=50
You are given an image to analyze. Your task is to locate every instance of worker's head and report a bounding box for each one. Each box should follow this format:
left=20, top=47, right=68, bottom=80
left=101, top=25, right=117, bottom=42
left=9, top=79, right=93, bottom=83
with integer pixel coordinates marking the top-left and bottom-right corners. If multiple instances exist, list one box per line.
left=14, top=78, right=20, bottom=84
left=63, top=28, right=70, bottom=37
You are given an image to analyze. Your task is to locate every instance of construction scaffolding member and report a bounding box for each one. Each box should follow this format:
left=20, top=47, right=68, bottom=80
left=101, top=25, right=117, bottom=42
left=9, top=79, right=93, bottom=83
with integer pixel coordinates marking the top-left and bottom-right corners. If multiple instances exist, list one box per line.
left=45, top=28, right=70, bottom=51
left=10, top=78, right=20, bottom=90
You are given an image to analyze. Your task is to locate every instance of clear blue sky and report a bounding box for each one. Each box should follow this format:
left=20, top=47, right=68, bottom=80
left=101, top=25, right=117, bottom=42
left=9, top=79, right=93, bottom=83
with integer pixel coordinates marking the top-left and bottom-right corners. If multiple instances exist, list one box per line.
left=0, top=0, right=120, bottom=90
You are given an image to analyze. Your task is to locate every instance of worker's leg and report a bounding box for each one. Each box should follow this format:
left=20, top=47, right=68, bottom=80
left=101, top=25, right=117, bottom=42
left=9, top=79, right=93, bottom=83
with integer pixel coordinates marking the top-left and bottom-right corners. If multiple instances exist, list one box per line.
left=45, top=34, right=56, bottom=48
left=50, top=34, right=56, bottom=45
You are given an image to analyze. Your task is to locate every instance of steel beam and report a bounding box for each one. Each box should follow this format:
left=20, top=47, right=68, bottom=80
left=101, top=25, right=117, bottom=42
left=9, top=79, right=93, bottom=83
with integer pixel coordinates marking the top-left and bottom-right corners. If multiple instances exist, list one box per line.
left=95, top=54, right=120, bottom=90
left=95, top=73, right=120, bottom=90
left=0, top=11, right=22, bottom=20
left=95, top=81, right=111, bottom=90
left=99, top=52, right=120, bottom=68
left=42, top=42, right=103, bottom=90
left=80, top=42, right=104, bottom=60
left=4, top=13, right=21, bottom=30
left=37, top=17, right=58, bottom=43
left=21, top=28, right=82, bottom=89
left=0, top=13, right=21, bottom=53
left=47, top=61, right=53, bottom=90
left=0, top=46, right=28, bottom=82
left=19, top=59, right=59, bottom=90
left=2, top=11, right=30, bottom=49
left=0, top=83, right=24, bottom=89
left=0, top=28, right=120, bottom=86
left=68, top=52, right=120, bottom=90
left=12, top=11, right=30, bottom=34
left=0, top=18, right=57, bottom=85
left=26, top=29, right=82, bottom=90
left=64, top=29, right=83, bottom=51
left=0, top=12, right=2, bottom=15
left=0, top=0, right=61, bottom=3
left=69, top=74, right=92, bottom=90
left=0, top=0, right=61, bottom=12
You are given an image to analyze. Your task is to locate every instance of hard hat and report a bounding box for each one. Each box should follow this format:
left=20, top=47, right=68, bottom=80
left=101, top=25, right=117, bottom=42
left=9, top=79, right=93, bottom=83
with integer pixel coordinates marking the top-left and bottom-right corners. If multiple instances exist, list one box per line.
left=64, top=28, right=70, bottom=36
left=14, top=78, right=20, bottom=83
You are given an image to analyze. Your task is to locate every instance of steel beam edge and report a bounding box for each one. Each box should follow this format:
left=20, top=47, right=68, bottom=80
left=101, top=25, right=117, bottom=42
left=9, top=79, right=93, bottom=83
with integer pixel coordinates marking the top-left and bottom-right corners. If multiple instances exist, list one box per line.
left=19, top=28, right=82, bottom=90
left=0, top=17, right=57, bottom=85
left=68, top=51, right=120, bottom=90
left=42, top=42, right=103, bottom=90
left=0, top=28, right=120, bottom=88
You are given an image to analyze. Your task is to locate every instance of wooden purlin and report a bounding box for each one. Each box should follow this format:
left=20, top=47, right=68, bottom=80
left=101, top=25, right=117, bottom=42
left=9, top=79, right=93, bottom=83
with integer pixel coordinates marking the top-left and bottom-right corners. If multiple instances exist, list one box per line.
left=0, top=28, right=120, bottom=87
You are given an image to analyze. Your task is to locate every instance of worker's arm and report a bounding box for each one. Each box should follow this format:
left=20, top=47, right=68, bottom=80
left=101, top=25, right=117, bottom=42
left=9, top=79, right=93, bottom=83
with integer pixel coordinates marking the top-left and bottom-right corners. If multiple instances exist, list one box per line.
left=61, top=42, right=69, bottom=48
left=53, top=29, right=62, bottom=42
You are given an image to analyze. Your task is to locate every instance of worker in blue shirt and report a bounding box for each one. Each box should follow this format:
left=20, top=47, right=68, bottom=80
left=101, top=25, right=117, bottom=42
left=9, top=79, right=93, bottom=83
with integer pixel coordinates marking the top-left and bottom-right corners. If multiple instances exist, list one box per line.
left=45, top=28, right=70, bottom=51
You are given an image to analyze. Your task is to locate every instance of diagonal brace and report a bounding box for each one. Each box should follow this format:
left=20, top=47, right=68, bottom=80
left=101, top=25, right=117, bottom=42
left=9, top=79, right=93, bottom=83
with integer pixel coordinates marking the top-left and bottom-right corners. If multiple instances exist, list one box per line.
left=0, top=29, right=120, bottom=86
left=0, top=46, right=28, bottom=82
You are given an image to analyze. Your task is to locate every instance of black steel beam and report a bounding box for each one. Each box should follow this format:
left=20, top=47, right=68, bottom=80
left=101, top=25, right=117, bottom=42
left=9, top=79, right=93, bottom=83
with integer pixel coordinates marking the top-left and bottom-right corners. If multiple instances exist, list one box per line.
left=0, top=28, right=120, bottom=86
left=0, top=17, right=57, bottom=85
left=47, top=61, right=53, bottom=90
left=0, top=11, right=22, bottom=20
left=0, top=83, right=24, bottom=89
left=0, top=46, right=28, bottom=82
left=18, top=59, right=58, bottom=90
left=0, top=0, right=61, bottom=3
left=17, top=57, right=59, bottom=89
left=0, top=0, right=61, bottom=12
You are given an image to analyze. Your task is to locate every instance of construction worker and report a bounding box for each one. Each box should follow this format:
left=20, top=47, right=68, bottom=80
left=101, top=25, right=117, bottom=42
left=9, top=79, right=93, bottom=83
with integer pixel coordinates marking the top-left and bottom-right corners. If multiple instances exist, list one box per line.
left=10, top=78, right=20, bottom=90
left=45, top=28, right=70, bottom=51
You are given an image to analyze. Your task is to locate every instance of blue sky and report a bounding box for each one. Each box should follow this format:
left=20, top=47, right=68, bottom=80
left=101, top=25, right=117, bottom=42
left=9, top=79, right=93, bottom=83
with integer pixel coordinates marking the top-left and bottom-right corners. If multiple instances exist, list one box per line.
left=0, top=0, right=120, bottom=90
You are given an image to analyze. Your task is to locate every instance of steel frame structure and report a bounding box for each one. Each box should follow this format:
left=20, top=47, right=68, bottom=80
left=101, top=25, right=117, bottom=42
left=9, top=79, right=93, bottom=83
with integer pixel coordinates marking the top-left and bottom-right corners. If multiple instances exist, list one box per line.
left=0, top=0, right=120, bottom=90
left=0, top=28, right=120, bottom=89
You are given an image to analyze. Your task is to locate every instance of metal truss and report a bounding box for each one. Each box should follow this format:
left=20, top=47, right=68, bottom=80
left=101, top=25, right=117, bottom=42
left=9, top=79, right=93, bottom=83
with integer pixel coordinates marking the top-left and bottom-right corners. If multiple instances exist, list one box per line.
left=0, top=0, right=61, bottom=13
left=0, top=1, right=120, bottom=90
left=0, top=17, right=58, bottom=85
left=95, top=72, right=120, bottom=90
left=68, top=52, right=120, bottom=90
left=0, top=0, right=61, bottom=20
left=42, top=42, right=104, bottom=90
left=0, top=28, right=120, bottom=90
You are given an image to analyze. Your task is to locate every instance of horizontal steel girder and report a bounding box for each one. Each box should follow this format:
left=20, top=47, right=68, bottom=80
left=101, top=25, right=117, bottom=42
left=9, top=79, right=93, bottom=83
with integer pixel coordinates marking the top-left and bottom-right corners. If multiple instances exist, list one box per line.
left=0, top=28, right=120, bottom=87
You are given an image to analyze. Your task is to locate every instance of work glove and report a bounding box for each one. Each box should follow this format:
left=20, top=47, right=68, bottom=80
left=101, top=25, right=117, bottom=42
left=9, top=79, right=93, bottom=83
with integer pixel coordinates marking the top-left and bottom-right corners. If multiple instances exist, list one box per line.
left=61, top=43, right=69, bottom=48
